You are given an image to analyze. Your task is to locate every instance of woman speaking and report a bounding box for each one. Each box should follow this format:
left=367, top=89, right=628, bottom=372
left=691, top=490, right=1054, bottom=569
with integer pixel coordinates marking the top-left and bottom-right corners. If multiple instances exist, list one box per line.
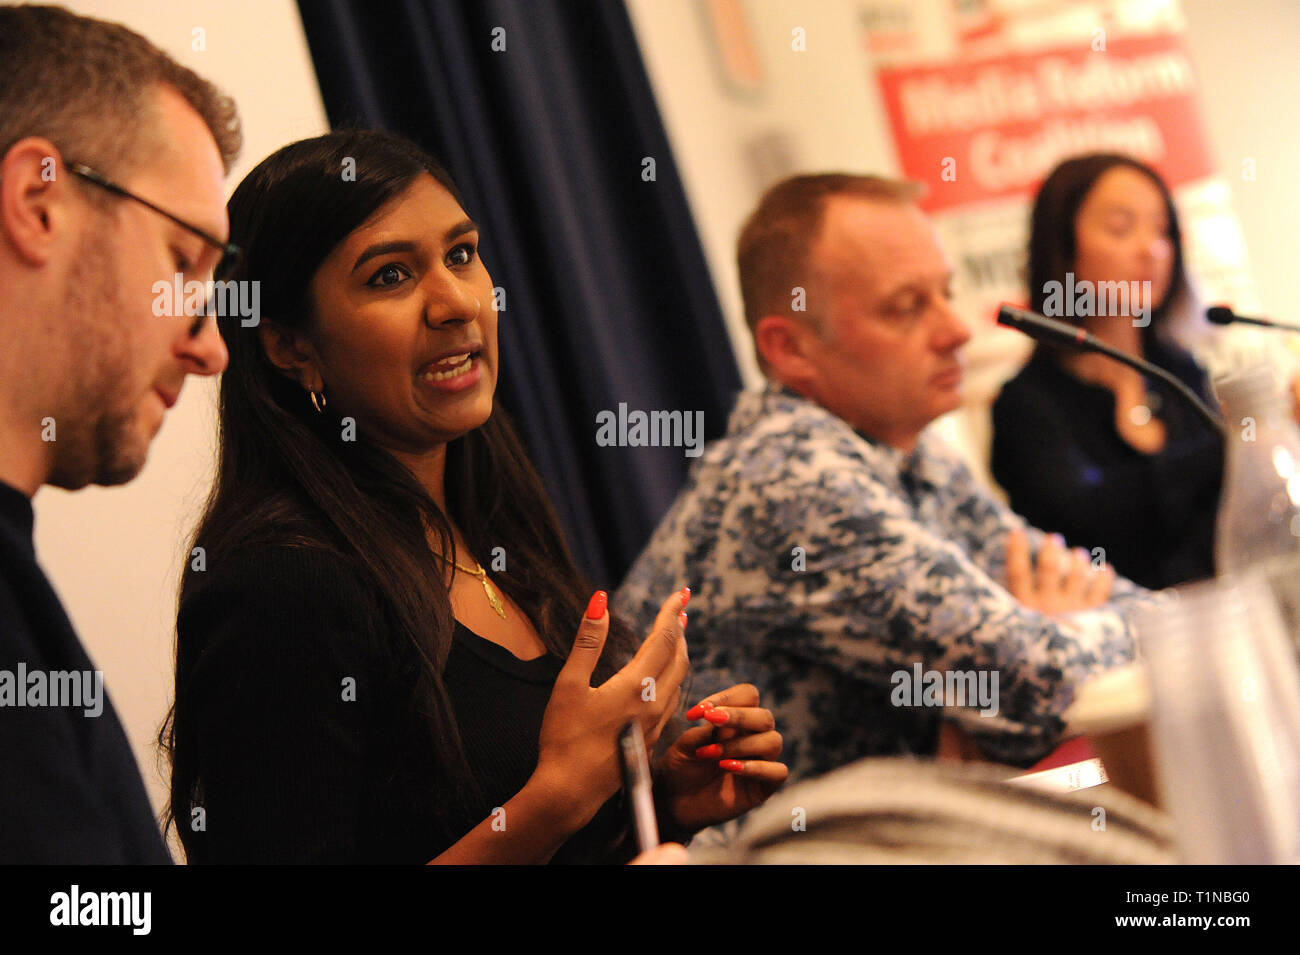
left=162, top=130, right=785, bottom=863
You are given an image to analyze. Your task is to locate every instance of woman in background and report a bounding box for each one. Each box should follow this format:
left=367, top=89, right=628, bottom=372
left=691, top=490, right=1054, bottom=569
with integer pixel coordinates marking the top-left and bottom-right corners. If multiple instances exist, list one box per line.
left=162, top=130, right=785, bottom=863
left=991, top=154, right=1222, bottom=590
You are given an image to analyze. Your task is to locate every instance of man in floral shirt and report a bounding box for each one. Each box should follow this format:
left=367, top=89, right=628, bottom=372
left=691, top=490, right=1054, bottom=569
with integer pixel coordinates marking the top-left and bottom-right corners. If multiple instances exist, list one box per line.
left=617, top=175, right=1149, bottom=781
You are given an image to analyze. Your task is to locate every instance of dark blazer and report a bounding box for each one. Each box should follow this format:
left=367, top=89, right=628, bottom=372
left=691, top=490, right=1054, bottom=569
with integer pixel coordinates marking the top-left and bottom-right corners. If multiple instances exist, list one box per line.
left=991, top=340, right=1223, bottom=590
left=0, top=481, right=170, bottom=863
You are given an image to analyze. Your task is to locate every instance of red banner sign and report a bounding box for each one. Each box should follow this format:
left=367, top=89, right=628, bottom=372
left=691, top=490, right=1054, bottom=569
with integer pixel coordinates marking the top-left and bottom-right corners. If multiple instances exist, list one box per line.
left=875, top=32, right=1217, bottom=213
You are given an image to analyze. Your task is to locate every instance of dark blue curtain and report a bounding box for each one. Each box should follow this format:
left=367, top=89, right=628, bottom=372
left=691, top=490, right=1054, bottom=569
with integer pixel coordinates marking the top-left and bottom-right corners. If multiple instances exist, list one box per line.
left=295, top=0, right=741, bottom=587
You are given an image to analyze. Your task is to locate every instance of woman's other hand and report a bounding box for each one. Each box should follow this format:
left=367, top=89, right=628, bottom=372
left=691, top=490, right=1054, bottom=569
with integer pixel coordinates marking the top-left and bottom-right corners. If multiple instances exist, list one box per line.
left=655, top=683, right=787, bottom=834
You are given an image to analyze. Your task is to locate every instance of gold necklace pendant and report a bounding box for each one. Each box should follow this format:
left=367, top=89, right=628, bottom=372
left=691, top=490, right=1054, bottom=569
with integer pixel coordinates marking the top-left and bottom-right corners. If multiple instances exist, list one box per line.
left=479, top=573, right=507, bottom=619
left=438, top=550, right=508, bottom=619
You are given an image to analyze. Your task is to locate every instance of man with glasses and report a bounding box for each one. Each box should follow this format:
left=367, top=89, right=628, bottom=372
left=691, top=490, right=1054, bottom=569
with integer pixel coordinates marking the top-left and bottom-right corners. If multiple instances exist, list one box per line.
left=0, top=5, right=240, bottom=861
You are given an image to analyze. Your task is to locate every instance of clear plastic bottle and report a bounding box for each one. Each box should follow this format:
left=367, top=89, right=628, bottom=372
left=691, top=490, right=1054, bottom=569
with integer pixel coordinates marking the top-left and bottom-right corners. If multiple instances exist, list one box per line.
left=1137, top=573, right=1300, bottom=863
left=1140, top=365, right=1300, bottom=864
left=1214, top=365, right=1300, bottom=643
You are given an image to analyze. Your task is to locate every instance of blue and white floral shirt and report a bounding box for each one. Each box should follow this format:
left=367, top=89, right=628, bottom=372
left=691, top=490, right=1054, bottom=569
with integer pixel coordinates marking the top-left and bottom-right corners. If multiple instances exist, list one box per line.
left=616, top=384, right=1148, bottom=781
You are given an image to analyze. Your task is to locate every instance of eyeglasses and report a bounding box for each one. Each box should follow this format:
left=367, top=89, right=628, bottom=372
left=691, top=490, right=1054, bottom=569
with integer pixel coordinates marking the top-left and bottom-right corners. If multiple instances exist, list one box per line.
left=67, top=161, right=241, bottom=338
left=67, top=162, right=241, bottom=261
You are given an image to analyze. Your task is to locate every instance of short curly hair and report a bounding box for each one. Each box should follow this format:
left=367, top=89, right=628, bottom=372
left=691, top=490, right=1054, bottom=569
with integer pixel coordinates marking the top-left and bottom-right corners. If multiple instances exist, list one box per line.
left=0, top=4, right=241, bottom=179
left=737, top=173, right=923, bottom=373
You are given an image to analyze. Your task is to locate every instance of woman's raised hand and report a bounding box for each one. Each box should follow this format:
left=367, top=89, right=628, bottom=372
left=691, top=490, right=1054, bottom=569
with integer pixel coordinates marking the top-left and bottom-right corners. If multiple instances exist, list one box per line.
left=532, top=588, right=691, bottom=831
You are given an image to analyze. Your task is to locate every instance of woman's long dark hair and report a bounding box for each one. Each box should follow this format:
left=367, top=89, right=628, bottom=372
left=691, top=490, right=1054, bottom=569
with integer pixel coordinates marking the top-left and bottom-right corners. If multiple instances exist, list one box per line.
left=160, top=130, right=637, bottom=855
left=1027, top=153, right=1190, bottom=359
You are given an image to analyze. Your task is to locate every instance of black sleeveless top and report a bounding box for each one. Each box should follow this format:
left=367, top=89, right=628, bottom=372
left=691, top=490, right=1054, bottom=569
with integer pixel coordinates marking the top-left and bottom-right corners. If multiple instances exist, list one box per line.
left=175, top=544, right=632, bottom=863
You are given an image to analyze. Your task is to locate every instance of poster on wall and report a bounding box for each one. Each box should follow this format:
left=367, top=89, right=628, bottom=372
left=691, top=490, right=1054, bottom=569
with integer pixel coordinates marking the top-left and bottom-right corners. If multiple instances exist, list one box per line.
left=862, top=0, right=1264, bottom=416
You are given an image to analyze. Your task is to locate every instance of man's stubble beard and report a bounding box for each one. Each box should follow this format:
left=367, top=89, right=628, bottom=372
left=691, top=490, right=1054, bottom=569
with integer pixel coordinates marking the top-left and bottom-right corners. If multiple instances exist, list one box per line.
left=45, top=232, right=152, bottom=490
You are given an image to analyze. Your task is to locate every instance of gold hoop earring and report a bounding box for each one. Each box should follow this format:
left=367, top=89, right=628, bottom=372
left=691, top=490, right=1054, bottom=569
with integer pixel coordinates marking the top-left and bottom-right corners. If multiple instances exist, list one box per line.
left=310, top=389, right=327, bottom=414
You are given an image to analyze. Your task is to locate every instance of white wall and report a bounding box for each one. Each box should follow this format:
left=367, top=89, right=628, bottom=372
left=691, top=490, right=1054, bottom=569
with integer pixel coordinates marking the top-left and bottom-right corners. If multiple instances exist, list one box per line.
left=1180, top=0, right=1300, bottom=331
left=626, top=0, right=901, bottom=388
left=17, top=0, right=329, bottom=843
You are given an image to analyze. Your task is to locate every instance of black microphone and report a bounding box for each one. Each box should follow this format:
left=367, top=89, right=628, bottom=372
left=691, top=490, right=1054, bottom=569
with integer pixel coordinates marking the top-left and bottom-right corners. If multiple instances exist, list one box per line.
left=997, top=303, right=1105, bottom=349
left=1206, top=305, right=1300, bottom=332
left=997, top=303, right=1224, bottom=434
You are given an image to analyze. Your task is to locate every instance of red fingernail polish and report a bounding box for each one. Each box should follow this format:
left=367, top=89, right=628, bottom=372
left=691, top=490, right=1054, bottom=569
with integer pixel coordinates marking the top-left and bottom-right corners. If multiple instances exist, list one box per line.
left=704, top=708, right=729, bottom=725
left=585, top=591, right=607, bottom=620
left=679, top=611, right=688, bottom=628
left=680, top=586, right=691, bottom=607
left=685, top=701, right=713, bottom=720
left=720, top=759, right=743, bottom=772
left=695, top=743, right=723, bottom=759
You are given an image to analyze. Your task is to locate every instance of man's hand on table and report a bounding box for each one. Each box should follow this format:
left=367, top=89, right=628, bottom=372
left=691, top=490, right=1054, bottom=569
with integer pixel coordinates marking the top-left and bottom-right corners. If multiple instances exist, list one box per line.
left=1006, top=528, right=1115, bottom=617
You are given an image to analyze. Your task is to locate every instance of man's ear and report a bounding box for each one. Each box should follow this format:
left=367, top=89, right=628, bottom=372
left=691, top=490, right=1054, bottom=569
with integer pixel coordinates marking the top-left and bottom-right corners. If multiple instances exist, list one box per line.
left=0, top=138, right=70, bottom=267
left=755, top=314, right=818, bottom=389
left=257, top=320, right=321, bottom=389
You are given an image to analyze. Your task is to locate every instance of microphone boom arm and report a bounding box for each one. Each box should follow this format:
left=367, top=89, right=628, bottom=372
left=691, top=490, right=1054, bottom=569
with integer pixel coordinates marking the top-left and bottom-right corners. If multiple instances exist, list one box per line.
left=997, top=304, right=1225, bottom=435
left=1087, top=336, right=1225, bottom=435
